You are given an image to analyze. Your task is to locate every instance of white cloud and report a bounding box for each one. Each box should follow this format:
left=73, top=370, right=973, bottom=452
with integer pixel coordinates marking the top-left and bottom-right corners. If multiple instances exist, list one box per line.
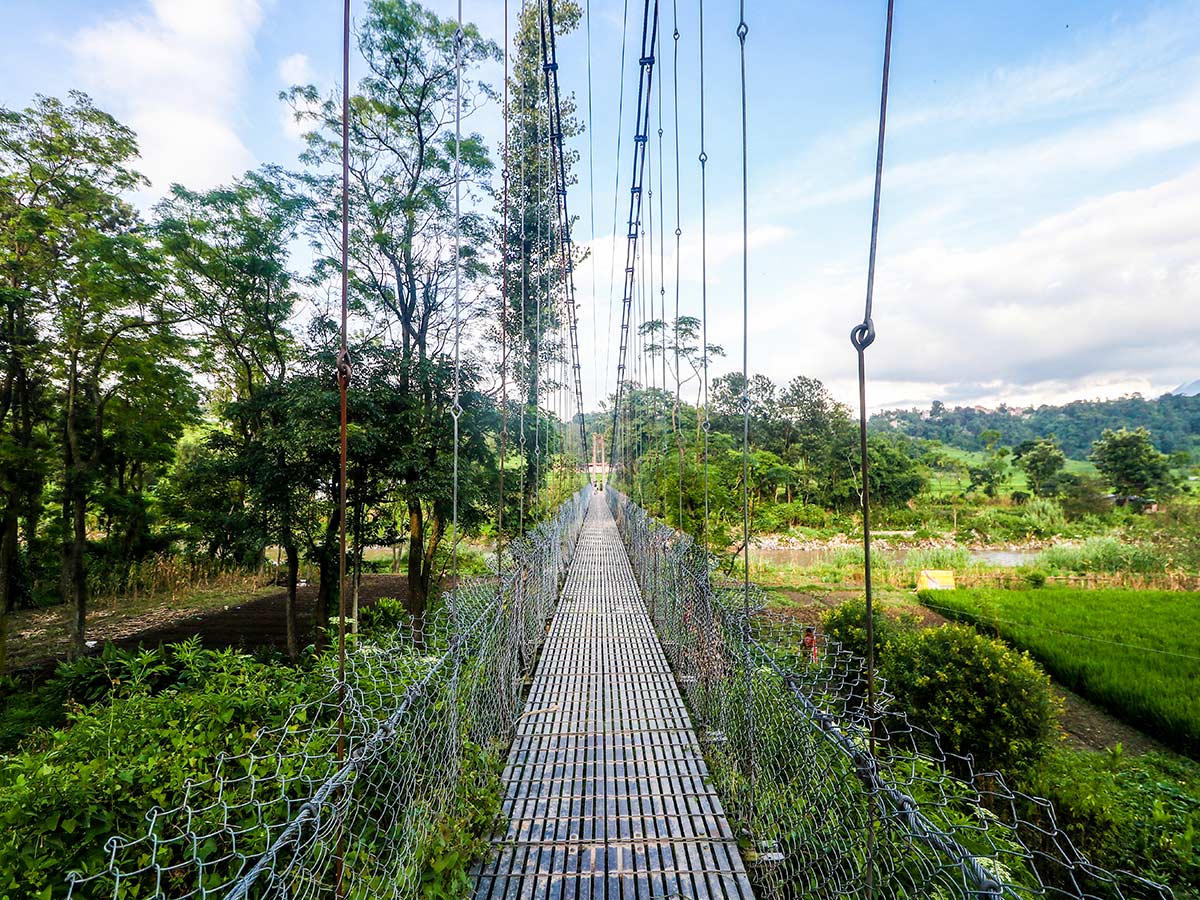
left=751, top=166, right=1200, bottom=409
left=69, top=0, right=264, bottom=198
left=277, top=52, right=312, bottom=86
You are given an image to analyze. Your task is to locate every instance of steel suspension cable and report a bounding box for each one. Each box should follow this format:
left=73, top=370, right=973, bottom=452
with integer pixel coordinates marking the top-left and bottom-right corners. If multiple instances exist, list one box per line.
left=541, top=0, right=589, bottom=456
left=498, top=0, right=510, bottom=570
left=697, top=0, right=710, bottom=551
left=734, top=0, right=756, bottom=839
left=852, top=2, right=896, bottom=896
left=518, top=3, right=528, bottom=533
left=585, top=0, right=599, bottom=424
left=669, top=0, right=682, bottom=529
left=610, top=0, right=660, bottom=473
left=604, top=0, right=633, bottom=407
left=451, top=1, right=463, bottom=583
left=335, top=1, right=351, bottom=895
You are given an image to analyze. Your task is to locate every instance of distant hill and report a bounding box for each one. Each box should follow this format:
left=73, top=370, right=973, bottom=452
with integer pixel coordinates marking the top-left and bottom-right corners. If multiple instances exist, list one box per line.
left=1174, top=379, right=1200, bottom=397
left=871, top=393, right=1200, bottom=459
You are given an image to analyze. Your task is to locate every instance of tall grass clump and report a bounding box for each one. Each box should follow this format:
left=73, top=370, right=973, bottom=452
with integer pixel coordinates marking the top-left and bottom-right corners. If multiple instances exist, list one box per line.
left=904, top=547, right=974, bottom=571
left=1035, top=537, right=1165, bottom=574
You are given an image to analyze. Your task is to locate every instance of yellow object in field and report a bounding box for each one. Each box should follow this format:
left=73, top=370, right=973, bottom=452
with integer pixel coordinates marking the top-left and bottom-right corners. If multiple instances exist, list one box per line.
left=917, top=569, right=956, bottom=590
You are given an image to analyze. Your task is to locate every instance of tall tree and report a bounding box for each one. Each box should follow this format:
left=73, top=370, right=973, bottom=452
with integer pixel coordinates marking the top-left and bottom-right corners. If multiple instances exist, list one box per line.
left=284, top=0, right=499, bottom=629
left=157, top=170, right=305, bottom=655
left=498, top=1, right=584, bottom=521
left=1, top=93, right=193, bottom=656
left=1090, top=427, right=1172, bottom=499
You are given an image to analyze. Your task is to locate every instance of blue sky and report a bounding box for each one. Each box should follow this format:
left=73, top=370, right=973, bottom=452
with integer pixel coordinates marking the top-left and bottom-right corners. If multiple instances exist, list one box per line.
left=4, top=1, right=1199, bottom=412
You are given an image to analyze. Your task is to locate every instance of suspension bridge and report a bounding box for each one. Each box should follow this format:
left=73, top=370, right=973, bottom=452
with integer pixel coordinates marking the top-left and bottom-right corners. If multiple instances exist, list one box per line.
left=59, top=1, right=1179, bottom=899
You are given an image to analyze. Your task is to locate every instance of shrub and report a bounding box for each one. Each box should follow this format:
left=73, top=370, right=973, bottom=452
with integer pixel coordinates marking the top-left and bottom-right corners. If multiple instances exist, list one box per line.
left=820, top=597, right=892, bottom=662
left=881, top=624, right=1058, bottom=775
left=1023, top=747, right=1200, bottom=897
left=1021, top=497, right=1066, bottom=536
left=361, top=596, right=408, bottom=635
left=1022, top=569, right=1047, bottom=588
left=0, top=647, right=321, bottom=899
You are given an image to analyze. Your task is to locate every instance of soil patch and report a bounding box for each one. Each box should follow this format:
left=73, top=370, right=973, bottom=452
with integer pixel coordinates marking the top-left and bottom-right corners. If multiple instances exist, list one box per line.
left=11, top=575, right=410, bottom=678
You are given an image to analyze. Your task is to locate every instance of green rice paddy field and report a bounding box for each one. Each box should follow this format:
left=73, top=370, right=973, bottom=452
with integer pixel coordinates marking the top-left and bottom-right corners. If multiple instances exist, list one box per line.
left=920, top=587, right=1200, bottom=755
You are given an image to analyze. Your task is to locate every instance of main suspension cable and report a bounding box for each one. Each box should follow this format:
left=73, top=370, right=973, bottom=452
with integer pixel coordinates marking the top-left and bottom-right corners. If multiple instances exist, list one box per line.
left=610, top=0, right=660, bottom=469
left=604, top=0, right=633, bottom=407
left=541, top=0, right=589, bottom=456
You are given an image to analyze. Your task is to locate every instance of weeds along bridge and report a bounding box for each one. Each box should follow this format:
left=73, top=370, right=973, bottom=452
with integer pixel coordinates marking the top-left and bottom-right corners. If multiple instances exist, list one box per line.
left=67, top=488, right=1173, bottom=900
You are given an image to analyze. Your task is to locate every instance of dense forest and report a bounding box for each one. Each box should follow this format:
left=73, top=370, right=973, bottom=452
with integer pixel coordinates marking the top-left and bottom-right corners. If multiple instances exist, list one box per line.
left=872, top=393, right=1200, bottom=458
left=0, top=2, right=586, bottom=670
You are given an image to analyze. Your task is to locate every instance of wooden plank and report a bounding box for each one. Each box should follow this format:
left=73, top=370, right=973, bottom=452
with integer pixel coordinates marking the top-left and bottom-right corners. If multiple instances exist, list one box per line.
left=472, top=496, right=754, bottom=899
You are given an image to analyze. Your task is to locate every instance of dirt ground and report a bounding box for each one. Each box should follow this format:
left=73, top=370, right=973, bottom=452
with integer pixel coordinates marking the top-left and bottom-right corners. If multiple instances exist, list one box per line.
left=10, top=574, right=410, bottom=678
left=763, top=590, right=1166, bottom=755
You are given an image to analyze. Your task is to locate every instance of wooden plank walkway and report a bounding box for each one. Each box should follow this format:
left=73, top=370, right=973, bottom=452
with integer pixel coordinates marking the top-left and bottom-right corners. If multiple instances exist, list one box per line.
left=473, top=495, right=755, bottom=899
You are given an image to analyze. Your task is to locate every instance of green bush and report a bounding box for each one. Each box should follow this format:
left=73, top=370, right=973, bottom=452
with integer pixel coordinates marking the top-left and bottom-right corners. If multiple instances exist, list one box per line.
left=1023, top=747, right=1200, bottom=898
left=881, top=624, right=1058, bottom=774
left=361, top=596, right=408, bottom=635
left=820, top=597, right=892, bottom=662
left=0, top=645, right=322, bottom=899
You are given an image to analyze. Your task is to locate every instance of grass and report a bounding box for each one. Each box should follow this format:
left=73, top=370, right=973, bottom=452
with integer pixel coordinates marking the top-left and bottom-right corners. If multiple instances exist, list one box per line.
left=1035, top=536, right=1167, bottom=573
left=926, top=447, right=1098, bottom=498
left=922, top=586, right=1200, bottom=755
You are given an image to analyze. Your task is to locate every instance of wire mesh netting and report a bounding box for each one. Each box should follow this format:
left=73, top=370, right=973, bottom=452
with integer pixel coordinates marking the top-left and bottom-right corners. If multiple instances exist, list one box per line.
left=607, top=487, right=1175, bottom=900
left=65, top=488, right=591, bottom=900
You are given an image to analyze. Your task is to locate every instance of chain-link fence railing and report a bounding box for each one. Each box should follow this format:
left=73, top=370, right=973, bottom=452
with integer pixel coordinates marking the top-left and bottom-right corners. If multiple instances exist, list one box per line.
left=65, top=487, right=590, bottom=900
left=607, top=487, right=1174, bottom=900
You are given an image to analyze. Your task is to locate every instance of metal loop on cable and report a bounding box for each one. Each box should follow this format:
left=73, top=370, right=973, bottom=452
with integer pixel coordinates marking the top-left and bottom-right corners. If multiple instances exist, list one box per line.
left=736, top=21, right=748, bottom=42
left=850, top=318, right=876, bottom=353
left=335, top=349, right=353, bottom=387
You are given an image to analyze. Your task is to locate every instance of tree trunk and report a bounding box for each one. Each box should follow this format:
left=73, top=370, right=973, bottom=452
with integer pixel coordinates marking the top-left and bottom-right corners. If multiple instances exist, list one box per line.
left=0, top=504, right=17, bottom=674
left=284, top=540, right=300, bottom=661
left=406, top=500, right=427, bottom=648
left=314, top=505, right=340, bottom=652
left=67, top=485, right=88, bottom=656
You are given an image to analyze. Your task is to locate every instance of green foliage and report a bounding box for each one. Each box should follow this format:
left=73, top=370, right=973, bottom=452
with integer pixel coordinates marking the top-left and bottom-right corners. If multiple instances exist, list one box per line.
left=927, top=587, right=1200, bottom=753
left=1090, top=427, right=1173, bottom=498
left=819, top=597, right=892, bottom=662
left=1034, top=536, right=1165, bottom=573
left=1023, top=747, right=1200, bottom=898
left=1015, top=437, right=1067, bottom=497
left=903, top=546, right=974, bottom=570
left=417, top=742, right=503, bottom=900
left=882, top=624, right=1058, bottom=774
left=360, top=597, right=408, bottom=635
left=0, top=643, right=321, bottom=899
left=873, top=394, right=1200, bottom=459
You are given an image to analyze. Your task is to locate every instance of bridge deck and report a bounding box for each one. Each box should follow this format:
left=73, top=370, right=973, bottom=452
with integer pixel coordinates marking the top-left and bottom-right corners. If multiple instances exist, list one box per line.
left=473, top=496, right=754, bottom=899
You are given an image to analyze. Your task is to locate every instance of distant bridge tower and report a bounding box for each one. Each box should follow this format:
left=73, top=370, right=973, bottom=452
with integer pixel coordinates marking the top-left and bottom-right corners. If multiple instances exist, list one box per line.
left=589, top=432, right=609, bottom=488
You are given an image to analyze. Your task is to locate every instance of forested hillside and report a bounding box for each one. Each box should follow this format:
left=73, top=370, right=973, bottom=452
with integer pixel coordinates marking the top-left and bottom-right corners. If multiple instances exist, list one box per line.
left=872, top=393, right=1200, bottom=459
